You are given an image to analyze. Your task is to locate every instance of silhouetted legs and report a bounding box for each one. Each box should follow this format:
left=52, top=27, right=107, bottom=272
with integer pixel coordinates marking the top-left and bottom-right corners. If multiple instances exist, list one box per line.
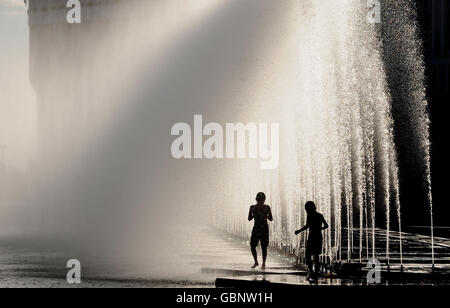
left=314, top=254, right=320, bottom=275
left=261, top=244, right=267, bottom=270
left=251, top=245, right=259, bottom=268
left=305, top=250, right=313, bottom=273
left=250, top=227, right=269, bottom=269
left=250, top=243, right=268, bottom=269
left=305, top=250, right=320, bottom=276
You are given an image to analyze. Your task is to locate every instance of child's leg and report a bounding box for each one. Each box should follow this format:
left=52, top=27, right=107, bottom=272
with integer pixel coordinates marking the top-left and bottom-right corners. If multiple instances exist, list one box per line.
left=262, top=245, right=268, bottom=263
left=314, top=254, right=320, bottom=275
left=251, top=245, right=258, bottom=263
left=305, top=250, right=313, bottom=273
left=261, top=245, right=268, bottom=270
left=250, top=233, right=259, bottom=267
left=261, top=232, right=269, bottom=269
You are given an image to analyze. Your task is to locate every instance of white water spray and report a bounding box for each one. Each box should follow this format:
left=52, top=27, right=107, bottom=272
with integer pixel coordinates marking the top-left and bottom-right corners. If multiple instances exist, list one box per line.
left=2, top=0, right=434, bottom=276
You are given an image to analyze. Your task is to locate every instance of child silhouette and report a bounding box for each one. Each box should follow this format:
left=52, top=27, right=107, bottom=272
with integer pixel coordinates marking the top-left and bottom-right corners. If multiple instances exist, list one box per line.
left=295, top=201, right=328, bottom=280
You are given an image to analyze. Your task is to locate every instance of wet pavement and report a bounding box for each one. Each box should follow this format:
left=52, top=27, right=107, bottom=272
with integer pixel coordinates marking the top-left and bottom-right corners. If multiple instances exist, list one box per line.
left=0, top=228, right=291, bottom=288
left=0, top=227, right=449, bottom=287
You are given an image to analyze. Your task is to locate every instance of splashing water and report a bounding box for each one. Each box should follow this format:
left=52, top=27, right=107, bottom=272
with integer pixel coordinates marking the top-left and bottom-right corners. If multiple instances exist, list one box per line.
left=210, top=0, right=434, bottom=266
left=16, top=0, right=435, bottom=273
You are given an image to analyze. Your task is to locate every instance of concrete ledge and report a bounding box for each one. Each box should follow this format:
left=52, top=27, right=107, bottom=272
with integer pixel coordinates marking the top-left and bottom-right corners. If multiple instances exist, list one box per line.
left=202, top=267, right=307, bottom=277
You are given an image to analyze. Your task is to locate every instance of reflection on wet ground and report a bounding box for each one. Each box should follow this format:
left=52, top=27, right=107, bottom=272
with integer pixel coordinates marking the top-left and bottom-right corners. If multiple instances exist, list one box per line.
left=0, top=227, right=449, bottom=287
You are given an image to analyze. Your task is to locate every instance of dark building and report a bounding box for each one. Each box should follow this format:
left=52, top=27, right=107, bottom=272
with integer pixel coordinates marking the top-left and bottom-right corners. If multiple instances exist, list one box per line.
left=416, top=0, right=449, bottom=229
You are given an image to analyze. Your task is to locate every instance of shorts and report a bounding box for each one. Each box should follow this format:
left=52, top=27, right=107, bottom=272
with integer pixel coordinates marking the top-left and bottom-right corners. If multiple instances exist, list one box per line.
left=306, top=235, right=323, bottom=255
left=250, top=225, right=269, bottom=249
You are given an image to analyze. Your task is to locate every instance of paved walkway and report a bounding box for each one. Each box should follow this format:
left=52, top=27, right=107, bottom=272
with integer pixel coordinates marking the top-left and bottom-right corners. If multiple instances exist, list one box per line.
left=1, top=226, right=449, bottom=287
left=0, top=227, right=296, bottom=287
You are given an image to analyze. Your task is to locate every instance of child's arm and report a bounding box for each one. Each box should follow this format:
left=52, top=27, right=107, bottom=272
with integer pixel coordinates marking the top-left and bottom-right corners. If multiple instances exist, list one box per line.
left=295, top=224, right=309, bottom=235
left=295, top=214, right=310, bottom=235
left=267, top=206, right=273, bottom=222
left=322, top=215, right=329, bottom=230
left=248, top=206, right=254, bottom=221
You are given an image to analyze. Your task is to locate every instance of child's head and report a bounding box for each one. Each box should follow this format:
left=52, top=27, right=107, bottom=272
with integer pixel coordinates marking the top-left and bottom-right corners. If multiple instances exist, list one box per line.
left=305, top=201, right=316, bottom=213
left=256, top=192, right=266, bottom=204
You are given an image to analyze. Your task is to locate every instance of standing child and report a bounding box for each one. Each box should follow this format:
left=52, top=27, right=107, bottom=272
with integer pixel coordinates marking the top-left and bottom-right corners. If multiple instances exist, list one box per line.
left=295, top=201, right=329, bottom=279
left=248, top=192, right=273, bottom=270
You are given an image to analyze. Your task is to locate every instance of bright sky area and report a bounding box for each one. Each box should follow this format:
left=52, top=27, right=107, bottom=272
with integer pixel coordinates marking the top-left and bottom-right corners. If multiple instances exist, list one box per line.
left=0, top=0, right=37, bottom=171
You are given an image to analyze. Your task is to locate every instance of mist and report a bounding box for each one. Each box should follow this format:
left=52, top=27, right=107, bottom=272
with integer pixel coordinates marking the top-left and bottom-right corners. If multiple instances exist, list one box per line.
left=4, top=0, right=296, bottom=278
left=0, top=0, right=433, bottom=278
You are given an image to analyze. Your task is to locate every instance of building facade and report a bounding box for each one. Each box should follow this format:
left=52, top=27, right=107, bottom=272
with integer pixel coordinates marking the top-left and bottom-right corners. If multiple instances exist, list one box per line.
left=417, top=0, right=449, bottom=227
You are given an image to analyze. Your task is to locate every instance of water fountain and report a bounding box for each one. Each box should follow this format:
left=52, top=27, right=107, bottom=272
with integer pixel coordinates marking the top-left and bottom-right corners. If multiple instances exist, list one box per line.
left=209, top=0, right=435, bottom=270
left=22, top=0, right=436, bottom=277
